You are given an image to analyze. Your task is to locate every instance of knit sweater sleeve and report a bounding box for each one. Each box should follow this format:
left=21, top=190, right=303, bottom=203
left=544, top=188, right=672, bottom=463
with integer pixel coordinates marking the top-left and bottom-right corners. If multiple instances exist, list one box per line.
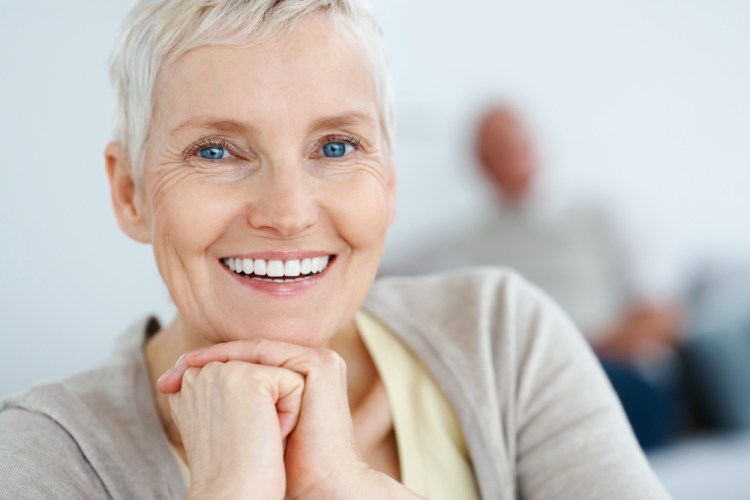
left=0, top=407, right=108, bottom=499
left=510, top=281, right=671, bottom=499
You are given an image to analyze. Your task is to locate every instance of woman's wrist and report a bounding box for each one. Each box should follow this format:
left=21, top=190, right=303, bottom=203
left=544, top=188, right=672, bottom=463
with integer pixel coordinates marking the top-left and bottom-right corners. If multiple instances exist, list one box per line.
left=187, top=476, right=283, bottom=500
left=289, top=464, right=422, bottom=500
left=361, top=469, right=424, bottom=500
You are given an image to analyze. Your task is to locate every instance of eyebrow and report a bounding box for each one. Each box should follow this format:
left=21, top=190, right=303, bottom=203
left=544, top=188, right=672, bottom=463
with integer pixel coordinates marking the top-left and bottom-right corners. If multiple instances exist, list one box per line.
left=169, top=110, right=376, bottom=137
left=170, top=117, right=254, bottom=137
left=309, top=111, right=376, bottom=131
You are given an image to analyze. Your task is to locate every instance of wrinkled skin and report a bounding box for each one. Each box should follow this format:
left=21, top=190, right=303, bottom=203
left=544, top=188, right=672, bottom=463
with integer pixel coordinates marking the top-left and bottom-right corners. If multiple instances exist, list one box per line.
left=106, top=13, right=418, bottom=500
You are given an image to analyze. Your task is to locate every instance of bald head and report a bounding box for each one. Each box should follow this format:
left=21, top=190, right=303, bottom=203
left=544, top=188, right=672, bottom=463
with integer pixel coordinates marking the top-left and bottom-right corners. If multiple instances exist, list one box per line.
left=476, top=107, right=537, bottom=205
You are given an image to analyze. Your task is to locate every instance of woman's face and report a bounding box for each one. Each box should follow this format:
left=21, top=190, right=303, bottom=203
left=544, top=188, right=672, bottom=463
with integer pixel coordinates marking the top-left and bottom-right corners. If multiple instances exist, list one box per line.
left=128, top=15, right=395, bottom=346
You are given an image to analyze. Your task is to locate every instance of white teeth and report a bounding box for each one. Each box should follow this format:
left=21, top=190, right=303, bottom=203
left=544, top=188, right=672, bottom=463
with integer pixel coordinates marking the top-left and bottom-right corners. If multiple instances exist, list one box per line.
left=254, top=259, right=267, bottom=276
left=312, top=256, right=329, bottom=273
left=266, top=260, right=284, bottom=277
left=242, top=258, right=253, bottom=275
left=284, top=260, right=301, bottom=277
left=223, top=256, right=331, bottom=279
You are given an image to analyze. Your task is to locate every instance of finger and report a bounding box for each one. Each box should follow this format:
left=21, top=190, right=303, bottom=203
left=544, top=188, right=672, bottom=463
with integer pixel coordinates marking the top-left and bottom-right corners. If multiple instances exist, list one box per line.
left=182, top=342, right=350, bottom=440
left=218, top=361, right=305, bottom=439
left=230, top=361, right=305, bottom=437
left=158, top=339, right=344, bottom=394
left=168, top=361, right=305, bottom=438
left=184, top=339, right=344, bottom=378
left=156, top=353, right=191, bottom=394
left=272, top=368, right=305, bottom=439
left=156, top=344, right=215, bottom=393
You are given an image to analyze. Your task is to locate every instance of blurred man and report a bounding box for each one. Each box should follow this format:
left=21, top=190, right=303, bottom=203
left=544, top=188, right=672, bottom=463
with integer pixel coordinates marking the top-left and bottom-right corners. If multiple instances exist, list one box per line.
left=387, top=105, right=686, bottom=447
left=395, top=105, right=682, bottom=359
left=480, top=107, right=682, bottom=357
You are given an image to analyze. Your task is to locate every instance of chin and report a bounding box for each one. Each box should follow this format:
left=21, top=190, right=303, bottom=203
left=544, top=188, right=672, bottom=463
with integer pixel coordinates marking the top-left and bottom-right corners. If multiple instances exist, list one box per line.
left=216, top=314, right=339, bottom=348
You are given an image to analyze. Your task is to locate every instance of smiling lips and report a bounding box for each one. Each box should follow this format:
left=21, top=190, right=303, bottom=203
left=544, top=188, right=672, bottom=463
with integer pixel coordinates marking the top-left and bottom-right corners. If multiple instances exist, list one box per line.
left=221, top=256, right=331, bottom=282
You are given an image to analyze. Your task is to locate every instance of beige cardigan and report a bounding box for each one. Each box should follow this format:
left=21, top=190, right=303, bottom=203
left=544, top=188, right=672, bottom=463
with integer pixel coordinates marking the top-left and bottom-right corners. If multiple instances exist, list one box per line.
left=0, top=268, right=669, bottom=499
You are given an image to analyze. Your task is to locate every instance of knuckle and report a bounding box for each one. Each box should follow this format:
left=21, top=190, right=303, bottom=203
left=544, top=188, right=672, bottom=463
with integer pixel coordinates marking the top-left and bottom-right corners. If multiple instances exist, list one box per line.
left=219, top=360, right=246, bottom=384
left=199, top=361, right=223, bottom=379
left=285, top=369, right=305, bottom=386
left=319, top=348, right=346, bottom=370
left=204, top=360, right=224, bottom=371
left=182, top=366, right=200, bottom=385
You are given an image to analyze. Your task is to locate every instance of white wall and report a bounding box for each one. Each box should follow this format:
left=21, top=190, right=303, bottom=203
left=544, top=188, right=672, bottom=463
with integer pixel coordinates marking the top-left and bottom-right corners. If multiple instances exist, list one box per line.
left=1, top=0, right=748, bottom=397
left=0, top=1, right=172, bottom=397
left=374, top=0, right=750, bottom=269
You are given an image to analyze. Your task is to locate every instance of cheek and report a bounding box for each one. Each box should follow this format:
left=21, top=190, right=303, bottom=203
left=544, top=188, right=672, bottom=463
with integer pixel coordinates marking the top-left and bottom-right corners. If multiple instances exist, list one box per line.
left=326, top=171, right=391, bottom=253
left=148, top=177, right=241, bottom=278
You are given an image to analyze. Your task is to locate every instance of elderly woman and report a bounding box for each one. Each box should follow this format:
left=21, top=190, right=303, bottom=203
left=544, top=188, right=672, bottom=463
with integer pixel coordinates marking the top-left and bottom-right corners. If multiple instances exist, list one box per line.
left=0, top=1, right=668, bottom=498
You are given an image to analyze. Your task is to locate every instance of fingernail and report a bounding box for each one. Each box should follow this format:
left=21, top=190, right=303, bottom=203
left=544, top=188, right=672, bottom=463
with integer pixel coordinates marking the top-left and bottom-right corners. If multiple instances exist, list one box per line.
left=157, top=353, right=186, bottom=384
left=174, top=353, right=187, bottom=367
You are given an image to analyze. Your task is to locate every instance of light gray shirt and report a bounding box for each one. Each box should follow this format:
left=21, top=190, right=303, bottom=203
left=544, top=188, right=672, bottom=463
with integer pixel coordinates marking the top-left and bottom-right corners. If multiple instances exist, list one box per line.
left=383, top=203, right=634, bottom=339
left=0, top=268, right=669, bottom=499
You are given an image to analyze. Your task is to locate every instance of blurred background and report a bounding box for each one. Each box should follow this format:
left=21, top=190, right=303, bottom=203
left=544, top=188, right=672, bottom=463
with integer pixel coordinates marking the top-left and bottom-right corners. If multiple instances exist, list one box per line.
left=1, top=0, right=748, bottom=497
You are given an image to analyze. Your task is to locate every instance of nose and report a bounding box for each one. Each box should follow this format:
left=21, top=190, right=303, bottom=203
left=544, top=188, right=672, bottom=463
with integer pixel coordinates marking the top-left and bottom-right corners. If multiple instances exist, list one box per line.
left=245, top=165, right=319, bottom=237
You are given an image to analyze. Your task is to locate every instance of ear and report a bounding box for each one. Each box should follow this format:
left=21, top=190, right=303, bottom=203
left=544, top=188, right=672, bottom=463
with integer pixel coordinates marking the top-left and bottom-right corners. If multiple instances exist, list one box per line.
left=386, top=161, right=397, bottom=225
left=105, top=142, right=151, bottom=243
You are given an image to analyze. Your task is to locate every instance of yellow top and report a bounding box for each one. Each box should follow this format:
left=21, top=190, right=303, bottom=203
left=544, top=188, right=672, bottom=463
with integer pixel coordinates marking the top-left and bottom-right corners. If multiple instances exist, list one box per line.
left=170, top=311, right=479, bottom=499
left=354, top=310, right=480, bottom=499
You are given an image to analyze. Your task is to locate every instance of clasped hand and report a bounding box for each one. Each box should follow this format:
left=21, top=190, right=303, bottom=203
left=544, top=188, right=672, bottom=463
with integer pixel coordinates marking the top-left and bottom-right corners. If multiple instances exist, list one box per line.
left=157, top=339, right=410, bottom=499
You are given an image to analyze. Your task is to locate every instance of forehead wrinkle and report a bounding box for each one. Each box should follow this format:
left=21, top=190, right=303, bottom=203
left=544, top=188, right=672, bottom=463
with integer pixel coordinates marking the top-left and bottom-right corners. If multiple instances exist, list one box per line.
left=155, top=17, right=380, bottom=148
left=170, top=107, right=376, bottom=142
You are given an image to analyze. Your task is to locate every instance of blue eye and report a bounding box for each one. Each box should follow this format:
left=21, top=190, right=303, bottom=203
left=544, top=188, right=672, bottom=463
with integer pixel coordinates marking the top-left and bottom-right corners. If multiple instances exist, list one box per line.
left=199, top=146, right=229, bottom=160
left=321, top=141, right=351, bottom=158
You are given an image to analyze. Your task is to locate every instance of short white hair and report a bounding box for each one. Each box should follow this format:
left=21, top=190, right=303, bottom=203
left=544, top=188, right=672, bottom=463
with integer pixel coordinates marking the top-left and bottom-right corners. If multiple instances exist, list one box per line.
left=109, top=0, right=394, bottom=181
